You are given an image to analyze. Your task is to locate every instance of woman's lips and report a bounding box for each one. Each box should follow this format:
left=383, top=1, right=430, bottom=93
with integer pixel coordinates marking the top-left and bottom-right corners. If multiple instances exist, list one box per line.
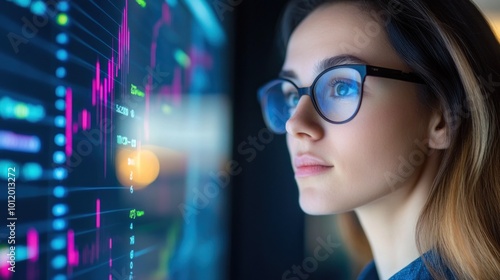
left=293, top=154, right=333, bottom=178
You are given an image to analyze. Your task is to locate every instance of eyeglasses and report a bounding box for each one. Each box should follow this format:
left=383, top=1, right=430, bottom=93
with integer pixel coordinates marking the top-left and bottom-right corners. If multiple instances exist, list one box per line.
left=257, top=64, right=425, bottom=134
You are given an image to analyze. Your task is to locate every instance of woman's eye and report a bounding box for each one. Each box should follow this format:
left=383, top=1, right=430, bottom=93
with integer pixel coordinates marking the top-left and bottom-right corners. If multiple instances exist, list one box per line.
left=330, top=80, right=359, bottom=98
left=285, top=92, right=300, bottom=107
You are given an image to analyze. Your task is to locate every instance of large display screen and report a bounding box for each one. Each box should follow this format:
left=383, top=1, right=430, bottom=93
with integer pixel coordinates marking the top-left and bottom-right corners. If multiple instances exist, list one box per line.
left=0, top=0, right=231, bottom=279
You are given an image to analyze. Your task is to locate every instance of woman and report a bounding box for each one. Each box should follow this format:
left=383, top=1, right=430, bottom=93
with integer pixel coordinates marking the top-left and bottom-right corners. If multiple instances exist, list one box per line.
left=257, top=0, right=500, bottom=279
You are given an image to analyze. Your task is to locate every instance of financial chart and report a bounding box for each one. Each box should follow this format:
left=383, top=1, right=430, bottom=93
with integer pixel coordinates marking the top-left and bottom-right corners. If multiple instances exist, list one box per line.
left=0, top=0, right=231, bottom=279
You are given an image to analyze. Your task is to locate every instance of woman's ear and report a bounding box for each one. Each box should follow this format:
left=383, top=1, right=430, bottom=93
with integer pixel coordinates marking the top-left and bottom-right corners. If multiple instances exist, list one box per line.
left=428, top=109, right=450, bottom=149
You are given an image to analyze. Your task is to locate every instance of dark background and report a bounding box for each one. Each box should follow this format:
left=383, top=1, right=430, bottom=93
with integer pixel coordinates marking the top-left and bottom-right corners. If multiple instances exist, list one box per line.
left=229, top=1, right=307, bottom=279
left=228, top=1, right=357, bottom=279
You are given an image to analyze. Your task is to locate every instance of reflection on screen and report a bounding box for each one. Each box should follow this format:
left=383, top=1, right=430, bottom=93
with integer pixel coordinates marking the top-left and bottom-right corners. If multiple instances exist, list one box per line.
left=0, top=0, right=230, bottom=279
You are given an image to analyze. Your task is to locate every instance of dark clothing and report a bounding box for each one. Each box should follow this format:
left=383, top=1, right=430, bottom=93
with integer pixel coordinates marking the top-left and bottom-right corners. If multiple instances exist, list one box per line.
left=357, top=253, right=456, bottom=280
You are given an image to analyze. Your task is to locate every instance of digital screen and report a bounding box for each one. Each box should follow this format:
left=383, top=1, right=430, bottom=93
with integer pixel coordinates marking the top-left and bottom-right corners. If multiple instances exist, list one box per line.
left=0, top=0, right=231, bottom=279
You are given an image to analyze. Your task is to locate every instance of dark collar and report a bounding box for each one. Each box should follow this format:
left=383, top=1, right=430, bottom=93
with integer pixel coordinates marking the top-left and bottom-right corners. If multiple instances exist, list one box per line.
left=357, top=252, right=456, bottom=280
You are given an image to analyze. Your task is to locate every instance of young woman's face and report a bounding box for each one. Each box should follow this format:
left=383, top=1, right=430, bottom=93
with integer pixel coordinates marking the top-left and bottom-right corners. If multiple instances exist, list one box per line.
left=283, top=3, right=432, bottom=214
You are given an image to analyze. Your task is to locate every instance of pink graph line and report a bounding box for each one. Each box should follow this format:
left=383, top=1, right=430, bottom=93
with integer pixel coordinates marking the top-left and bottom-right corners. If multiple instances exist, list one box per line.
left=67, top=229, right=79, bottom=272
left=109, top=238, right=112, bottom=267
left=187, top=46, right=213, bottom=86
left=145, top=2, right=172, bottom=140
left=27, top=228, right=39, bottom=262
left=81, top=109, right=90, bottom=130
left=69, top=198, right=102, bottom=269
left=0, top=256, right=12, bottom=279
left=65, top=87, right=73, bottom=156
left=26, top=228, right=39, bottom=280
left=144, top=3, right=215, bottom=139
left=108, top=238, right=113, bottom=280
left=89, top=0, right=129, bottom=176
left=96, top=198, right=101, bottom=228
left=95, top=199, right=101, bottom=262
left=80, top=232, right=100, bottom=265
left=72, top=110, right=92, bottom=134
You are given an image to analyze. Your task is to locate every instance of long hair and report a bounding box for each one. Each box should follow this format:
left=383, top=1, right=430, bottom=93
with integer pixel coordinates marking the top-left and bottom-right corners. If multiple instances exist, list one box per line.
left=279, top=0, right=500, bottom=279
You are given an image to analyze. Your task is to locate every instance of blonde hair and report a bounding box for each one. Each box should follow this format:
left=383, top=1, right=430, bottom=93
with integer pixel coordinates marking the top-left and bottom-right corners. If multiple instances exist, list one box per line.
left=415, top=5, right=500, bottom=279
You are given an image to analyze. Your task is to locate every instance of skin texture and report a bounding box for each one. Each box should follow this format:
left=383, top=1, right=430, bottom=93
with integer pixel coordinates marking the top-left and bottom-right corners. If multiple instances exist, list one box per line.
left=282, top=3, right=448, bottom=279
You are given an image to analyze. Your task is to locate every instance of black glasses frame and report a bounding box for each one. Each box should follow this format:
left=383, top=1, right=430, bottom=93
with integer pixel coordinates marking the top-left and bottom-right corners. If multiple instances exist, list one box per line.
left=257, top=64, right=425, bottom=133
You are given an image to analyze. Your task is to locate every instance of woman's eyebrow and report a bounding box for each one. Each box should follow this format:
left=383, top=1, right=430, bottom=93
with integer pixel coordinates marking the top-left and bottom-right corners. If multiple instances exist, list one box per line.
left=314, top=55, right=367, bottom=74
left=279, top=69, right=297, bottom=79
left=279, top=54, right=368, bottom=80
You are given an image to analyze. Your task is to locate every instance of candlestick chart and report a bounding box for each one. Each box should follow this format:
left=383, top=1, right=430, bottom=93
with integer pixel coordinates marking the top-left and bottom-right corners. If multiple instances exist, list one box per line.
left=0, top=0, right=230, bottom=279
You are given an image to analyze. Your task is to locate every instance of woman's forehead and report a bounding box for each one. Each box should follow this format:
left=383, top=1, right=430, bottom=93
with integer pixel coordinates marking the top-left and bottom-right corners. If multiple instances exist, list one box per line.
left=282, top=2, right=407, bottom=82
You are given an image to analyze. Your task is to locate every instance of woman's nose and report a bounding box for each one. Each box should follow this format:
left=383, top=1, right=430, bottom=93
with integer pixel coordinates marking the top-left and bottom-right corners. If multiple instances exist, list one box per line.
left=285, top=96, right=324, bottom=140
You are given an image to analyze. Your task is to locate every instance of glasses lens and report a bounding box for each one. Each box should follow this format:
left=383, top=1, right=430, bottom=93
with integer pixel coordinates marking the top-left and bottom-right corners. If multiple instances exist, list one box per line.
left=314, top=67, right=362, bottom=123
left=259, top=80, right=298, bottom=134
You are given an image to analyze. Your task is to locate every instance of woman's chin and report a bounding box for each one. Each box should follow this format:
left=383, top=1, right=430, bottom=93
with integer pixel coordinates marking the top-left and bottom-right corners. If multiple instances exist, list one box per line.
left=298, top=189, right=351, bottom=215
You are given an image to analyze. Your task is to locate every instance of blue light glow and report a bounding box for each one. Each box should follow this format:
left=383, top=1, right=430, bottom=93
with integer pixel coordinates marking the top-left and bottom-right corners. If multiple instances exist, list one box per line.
left=167, top=0, right=177, bottom=6
left=22, top=162, right=42, bottom=180
left=56, top=49, right=68, bottom=61
left=53, top=151, right=66, bottom=164
left=11, top=246, right=28, bottom=261
left=51, top=237, right=67, bottom=250
left=30, top=1, right=46, bottom=15
left=184, top=0, right=226, bottom=46
left=52, top=219, right=67, bottom=230
left=56, top=33, right=69, bottom=45
left=0, top=130, right=41, bottom=153
left=52, top=204, right=68, bottom=216
left=0, top=161, right=18, bottom=179
left=54, top=134, right=66, bottom=146
left=53, top=167, right=68, bottom=180
left=0, top=245, right=27, bottom=262
left=51, top=255, right=67, bottom=269
left=55, top=67, right=66, bottom=78
left=57, top=1, right=69, bottom=12
left=55, top=86, right=66, bottom=97
left=13, top=0, right=31, bottom=8
left=54, top=116, right=65, bottom=127
left=0, top=96, right=46, bottom=122
left=53, top=185, right=67, bottom=198
left=53, top=275, right=67, bottom=280
left=55, top=99, right=65, bottom=110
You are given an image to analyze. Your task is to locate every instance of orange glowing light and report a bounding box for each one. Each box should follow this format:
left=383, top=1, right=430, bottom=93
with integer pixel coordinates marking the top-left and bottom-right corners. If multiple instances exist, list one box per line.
left=116, top=148, right=160, bottom=189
